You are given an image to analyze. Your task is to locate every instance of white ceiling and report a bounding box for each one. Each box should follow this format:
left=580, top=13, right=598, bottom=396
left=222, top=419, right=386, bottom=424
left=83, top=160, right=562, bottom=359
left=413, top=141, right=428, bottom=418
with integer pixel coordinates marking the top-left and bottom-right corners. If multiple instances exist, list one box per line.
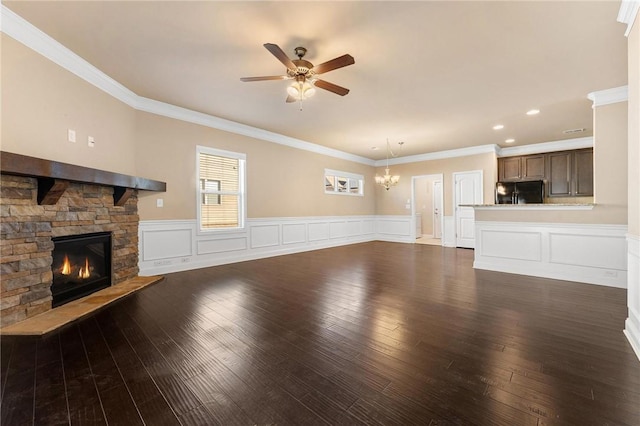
left=3, top=1, right=628, bottom=160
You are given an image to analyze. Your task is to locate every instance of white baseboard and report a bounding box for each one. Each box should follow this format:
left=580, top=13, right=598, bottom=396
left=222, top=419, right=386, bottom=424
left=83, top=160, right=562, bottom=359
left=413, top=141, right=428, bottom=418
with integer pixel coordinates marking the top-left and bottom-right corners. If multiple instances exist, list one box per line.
left=625, top=234, right=640, bottom=361
left=139, top=216, right=414, bottom=275
left=473, top=221, right=628, bottom=288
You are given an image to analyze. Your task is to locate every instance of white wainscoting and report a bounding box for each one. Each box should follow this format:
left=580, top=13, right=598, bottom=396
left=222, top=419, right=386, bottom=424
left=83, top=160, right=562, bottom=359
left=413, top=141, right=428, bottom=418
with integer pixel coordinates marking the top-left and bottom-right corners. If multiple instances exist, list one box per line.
left=139, top=216, right=409, bottom=276
left=473, top=221, right=628, bottom=288
left=374, top=215, right=414, bottom=243
left=625, top=234, right=640, bottom=360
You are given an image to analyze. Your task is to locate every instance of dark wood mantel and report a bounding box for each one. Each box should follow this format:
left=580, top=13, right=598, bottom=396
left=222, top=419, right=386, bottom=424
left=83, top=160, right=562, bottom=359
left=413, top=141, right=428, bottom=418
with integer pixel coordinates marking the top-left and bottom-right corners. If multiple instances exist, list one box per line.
left=0, top=151, right=166, bottom=206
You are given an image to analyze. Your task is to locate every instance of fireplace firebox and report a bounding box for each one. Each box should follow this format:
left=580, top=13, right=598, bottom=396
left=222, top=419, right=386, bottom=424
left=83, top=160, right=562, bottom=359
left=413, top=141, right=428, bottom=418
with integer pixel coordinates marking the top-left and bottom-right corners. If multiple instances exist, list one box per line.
left=51, top=232, right=112, bottom=307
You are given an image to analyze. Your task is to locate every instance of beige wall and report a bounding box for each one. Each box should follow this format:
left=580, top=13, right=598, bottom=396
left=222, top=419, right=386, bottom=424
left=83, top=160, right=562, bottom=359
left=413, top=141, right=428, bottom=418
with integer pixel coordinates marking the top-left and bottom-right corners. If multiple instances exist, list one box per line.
left=593, top=102, right=628, bottom=224
left=375, top=153, right=497, bottom=216
left=134, top=112, right=376, bottom=220
left=629, top=20, right=640, bottom=237
left=1, top=34, right=375, bottom=221
left=1, top=35, right=137, bottom=176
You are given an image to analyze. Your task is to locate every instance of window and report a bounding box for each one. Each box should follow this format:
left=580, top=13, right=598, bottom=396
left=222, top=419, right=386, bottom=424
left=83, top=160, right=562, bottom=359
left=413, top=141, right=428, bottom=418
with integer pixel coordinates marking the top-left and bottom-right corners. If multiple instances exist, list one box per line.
left=324, top=169, right=363, bottom=196
left=197, top=146, right=246, bottom=231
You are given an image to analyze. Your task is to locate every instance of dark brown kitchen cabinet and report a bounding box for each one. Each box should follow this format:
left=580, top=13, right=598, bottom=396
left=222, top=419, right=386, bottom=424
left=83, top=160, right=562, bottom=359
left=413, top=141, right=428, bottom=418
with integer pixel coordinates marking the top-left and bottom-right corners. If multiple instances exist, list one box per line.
left=547, top=148, right=593, bottom=197
left=497, top=148, right=593, bottom=198
left=573, top=149, right=594, bottom=196
left=498, top=154, right=546, bottom=182
left=522, top=154, right=546, bottom=180
left=498, top=157, right=522, bottom=181
left=547, top=152, right=572, bottom=196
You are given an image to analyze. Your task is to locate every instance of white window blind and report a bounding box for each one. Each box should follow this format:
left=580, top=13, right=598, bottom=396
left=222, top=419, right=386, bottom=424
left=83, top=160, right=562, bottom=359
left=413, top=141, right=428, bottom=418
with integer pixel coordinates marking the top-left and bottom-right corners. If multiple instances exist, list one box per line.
left=197, top=146, right=245, bottom=231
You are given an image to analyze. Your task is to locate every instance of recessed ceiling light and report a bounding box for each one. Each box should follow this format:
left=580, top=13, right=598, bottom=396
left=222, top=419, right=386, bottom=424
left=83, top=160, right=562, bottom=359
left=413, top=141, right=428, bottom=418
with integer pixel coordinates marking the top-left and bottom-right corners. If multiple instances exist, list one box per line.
left=492, top=124, right=504, bottom=130
left=505, top=138, right=515, bottom=143
left=526, top=109, right=540, bottom=115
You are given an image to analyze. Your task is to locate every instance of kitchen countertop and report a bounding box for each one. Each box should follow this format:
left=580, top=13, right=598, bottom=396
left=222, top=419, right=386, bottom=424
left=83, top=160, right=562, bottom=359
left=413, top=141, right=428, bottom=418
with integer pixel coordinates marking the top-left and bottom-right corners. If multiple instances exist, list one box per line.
left=461, top=203, right=595, bottom=210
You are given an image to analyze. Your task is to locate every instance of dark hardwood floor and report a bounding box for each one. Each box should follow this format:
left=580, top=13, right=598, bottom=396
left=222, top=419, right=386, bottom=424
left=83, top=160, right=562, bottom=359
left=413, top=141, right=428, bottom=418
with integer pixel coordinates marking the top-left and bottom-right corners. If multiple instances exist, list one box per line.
left=1, top=241, right=639, bottom=425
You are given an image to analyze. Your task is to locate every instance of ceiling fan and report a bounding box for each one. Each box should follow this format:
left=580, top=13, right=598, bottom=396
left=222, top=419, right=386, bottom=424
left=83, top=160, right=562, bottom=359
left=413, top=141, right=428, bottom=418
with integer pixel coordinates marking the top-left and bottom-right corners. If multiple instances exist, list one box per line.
left=240, top=43, right=355, bottom=103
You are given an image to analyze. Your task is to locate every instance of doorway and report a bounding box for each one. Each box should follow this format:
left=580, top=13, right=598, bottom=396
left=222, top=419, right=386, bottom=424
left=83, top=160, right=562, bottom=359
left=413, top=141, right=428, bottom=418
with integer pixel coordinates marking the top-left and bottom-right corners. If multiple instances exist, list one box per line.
left=411, top=174, right=444, bottom=246
left=453, top=170, right=483, bottom=248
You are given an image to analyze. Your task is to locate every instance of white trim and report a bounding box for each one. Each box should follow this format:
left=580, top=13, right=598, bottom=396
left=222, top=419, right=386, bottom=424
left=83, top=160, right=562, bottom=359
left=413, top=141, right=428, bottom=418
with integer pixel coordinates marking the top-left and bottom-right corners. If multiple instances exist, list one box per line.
left=625, top=233, right=640, bottom=361
left=618, top=1, right=640, bottom=37
left=497, top=137, right=593, bottom=157
left=473, top=221, right=628, bottom=288
left=378, top=144, right=499, bottom=167
left=587, top=86, right=629, bottom=107
left=468, top=204, right=594, bottom=211
left=0, top=5, right=139, bottom=108
left=0, top=5, right=375, bottom=167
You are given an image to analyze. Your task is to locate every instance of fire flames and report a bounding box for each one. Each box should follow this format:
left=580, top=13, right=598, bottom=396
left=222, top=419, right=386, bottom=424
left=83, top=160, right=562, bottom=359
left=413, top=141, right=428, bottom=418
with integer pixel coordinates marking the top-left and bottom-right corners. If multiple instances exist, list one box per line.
left=61, top=255, right=72, bottom=275
left=60, top=255, right=91, bottom=279
left=78, top=258, right=91, bottom=279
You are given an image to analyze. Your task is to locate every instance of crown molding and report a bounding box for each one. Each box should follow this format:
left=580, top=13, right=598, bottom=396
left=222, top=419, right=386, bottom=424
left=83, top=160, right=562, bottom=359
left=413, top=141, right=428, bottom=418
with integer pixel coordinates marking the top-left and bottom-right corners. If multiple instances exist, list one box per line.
left=497, top=136, right=593, bottom=158
left=1, top=5, right=139, bottom=107
left=377, top=144, right=499, bottom=167
left=587, top=86, right=629, bottom=107
left=0, top=5, right=375, bottom=167
left=618, top=1, right=640, bottom=37
left=135, top=97, right=376, bottom=166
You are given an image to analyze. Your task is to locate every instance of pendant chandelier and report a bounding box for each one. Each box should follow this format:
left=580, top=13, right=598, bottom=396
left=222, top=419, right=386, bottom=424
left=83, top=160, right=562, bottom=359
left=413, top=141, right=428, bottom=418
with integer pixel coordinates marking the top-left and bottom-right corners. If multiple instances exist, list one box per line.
left=375, top=140, right=404, bottom=190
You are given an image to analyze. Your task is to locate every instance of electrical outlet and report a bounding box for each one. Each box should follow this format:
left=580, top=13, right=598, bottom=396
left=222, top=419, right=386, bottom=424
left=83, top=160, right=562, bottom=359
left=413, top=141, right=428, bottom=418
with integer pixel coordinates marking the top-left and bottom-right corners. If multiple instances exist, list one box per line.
left=603, top=270, right=618, bottom=278
left=88, top=136, right=95, bottom=147
left=153, top=259, right=171, bottom=266
left=181, top=257, right=190, bottom=263
left=156, top=198, right=163, bottom=208
left=68, top=129, right=76, bottom=143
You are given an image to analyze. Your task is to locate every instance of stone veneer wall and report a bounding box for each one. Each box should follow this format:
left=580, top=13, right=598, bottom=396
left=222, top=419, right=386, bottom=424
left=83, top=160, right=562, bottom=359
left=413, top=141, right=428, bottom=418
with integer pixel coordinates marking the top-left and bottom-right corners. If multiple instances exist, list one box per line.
left=0, top=175, right=139, bottom=326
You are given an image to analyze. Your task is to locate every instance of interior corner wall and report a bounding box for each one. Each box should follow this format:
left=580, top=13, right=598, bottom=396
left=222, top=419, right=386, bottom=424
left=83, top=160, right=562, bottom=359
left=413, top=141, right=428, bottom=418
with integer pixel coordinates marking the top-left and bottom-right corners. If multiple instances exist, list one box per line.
left=133, top=111, right=376, bottom=220
left=374, top=152, right=497, bottom=217
left=628, top=20, right=640, bottom=238
left=624, top=11, right=640, bottom=361
left=593, top=101, right=628, bottom=224
left=0, top=34, right=137, bottom=176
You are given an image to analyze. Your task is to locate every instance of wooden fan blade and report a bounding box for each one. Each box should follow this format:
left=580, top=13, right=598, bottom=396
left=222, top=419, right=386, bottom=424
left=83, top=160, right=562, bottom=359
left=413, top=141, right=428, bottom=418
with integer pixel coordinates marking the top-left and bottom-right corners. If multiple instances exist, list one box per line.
left=264, top=43, right=296, bottom=70
left=314, top=79, right=350, bottom=96
left=240, top=76, right=287, bottom=82
left=286, top=95, right=297, bottom=103
left=313, top=54, right=355, bottom=74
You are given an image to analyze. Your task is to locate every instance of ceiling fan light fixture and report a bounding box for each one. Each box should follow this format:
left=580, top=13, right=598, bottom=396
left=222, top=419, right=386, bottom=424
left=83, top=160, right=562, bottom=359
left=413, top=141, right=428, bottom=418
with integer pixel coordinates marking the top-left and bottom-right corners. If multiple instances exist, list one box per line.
left=287, top=81, right=316, bottom=100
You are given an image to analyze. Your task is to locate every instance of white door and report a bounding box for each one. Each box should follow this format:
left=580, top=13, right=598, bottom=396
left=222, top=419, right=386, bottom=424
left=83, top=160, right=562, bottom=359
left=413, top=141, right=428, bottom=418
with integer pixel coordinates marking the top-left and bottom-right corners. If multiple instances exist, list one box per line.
left=433, top=180, right=443, bottom=239
left=454, top=171, right=483, bottom=248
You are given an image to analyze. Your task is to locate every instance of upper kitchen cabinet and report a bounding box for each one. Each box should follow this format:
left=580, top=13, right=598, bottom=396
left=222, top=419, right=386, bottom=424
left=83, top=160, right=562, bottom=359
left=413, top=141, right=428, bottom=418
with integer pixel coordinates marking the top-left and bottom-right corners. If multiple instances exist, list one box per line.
left=547, top=148, right=593, bottom=197
left=498, top=154, right=545, bottom=182
left=498, top=148, right=593, bottom=198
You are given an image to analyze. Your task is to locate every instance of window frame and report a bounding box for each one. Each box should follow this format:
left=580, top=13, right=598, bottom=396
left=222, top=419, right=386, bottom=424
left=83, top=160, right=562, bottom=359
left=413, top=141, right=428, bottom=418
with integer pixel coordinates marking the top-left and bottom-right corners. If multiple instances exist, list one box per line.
left=196, top=145, right=246, bottom=234
left=324, top=169, right=364, bottom=196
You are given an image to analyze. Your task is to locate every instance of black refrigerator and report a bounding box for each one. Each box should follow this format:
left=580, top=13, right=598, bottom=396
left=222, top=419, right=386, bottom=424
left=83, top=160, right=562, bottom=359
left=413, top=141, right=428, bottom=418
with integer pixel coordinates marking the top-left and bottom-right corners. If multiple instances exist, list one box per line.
left=495, top=180, right=544, bottom=204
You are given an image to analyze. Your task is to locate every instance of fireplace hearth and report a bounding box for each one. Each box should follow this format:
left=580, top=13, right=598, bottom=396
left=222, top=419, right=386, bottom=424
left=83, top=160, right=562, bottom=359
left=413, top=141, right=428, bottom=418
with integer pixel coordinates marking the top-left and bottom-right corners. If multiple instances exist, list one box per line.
left=52, top=232, right=112, bottom=307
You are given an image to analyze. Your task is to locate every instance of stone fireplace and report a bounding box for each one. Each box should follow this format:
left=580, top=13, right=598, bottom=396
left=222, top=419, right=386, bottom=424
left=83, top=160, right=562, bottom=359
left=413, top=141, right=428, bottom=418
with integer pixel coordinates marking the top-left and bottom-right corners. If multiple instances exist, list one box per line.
left=0, top=152, right=165, bottom=327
